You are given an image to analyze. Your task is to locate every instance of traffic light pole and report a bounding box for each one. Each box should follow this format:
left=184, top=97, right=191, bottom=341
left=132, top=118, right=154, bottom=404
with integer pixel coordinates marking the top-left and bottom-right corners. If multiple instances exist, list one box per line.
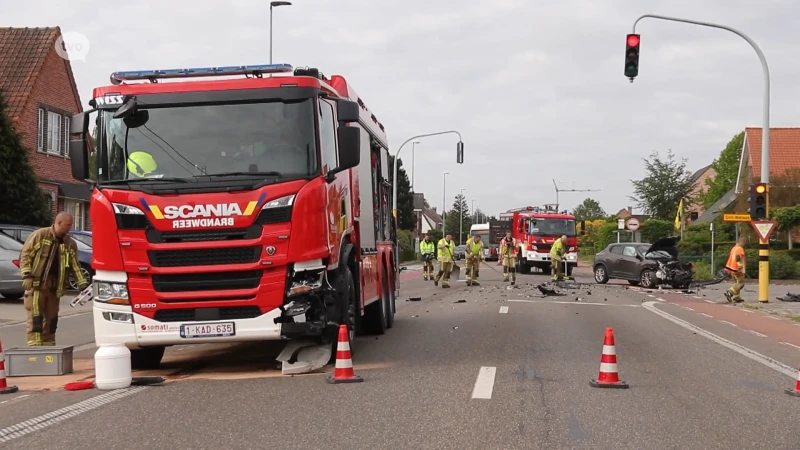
left=632, top=14, right=772, bottom=303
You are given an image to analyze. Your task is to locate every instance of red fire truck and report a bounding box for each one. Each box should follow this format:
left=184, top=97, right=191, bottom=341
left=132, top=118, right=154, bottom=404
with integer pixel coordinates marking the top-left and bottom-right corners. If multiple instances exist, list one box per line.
left=67, top=64, right=398, bottom=371
left=499, top=206, right=583, bottom=276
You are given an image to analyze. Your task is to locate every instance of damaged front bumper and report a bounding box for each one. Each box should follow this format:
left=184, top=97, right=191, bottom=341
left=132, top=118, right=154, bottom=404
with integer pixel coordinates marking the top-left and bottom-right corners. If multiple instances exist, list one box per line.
left=274, top=263, right=336, bottom=340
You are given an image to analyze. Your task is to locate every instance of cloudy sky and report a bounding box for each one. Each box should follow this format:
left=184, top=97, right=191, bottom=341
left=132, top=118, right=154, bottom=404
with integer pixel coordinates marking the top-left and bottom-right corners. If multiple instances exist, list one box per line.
left=8, top=0, right=800, bottom=217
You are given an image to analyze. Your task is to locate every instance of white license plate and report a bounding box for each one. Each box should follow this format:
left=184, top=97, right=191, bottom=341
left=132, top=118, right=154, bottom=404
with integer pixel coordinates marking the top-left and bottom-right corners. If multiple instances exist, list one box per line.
left=484, top=249, right=490, bottom=256
left=180, top=322, right=235, bottom=338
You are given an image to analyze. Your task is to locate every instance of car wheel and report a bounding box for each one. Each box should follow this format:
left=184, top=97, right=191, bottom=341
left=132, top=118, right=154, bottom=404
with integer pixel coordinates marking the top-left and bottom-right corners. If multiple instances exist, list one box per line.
left=640, top=269, right=656, bottom=289
left=594, top=264, right=609, bottom=284
left=68, top=264, right=93, bottom=290
left=0, top=292, right=23, bottom=301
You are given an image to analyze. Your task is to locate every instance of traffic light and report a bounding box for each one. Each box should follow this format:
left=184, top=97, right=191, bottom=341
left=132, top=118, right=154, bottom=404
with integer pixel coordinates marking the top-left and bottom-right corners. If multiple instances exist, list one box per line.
left=456, top=141, right=464, bottom=164
left=748, top=182, right=767, bottom=219
left=624, top=34, right=640, bottom=80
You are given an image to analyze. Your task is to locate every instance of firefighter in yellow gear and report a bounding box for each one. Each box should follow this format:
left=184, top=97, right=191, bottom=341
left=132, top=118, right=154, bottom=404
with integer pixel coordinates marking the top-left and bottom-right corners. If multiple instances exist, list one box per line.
left=465, top=235, right=485, bottom=286
left=19, top=212, right=89, bottom=346
left=724, top=236, right=747, bottom=303
left=550, top=235, right=568, bottom=281
left=434, top=234, right=455, bottom=288
left=499, top=232, right=518, bottom=284
left=419, top=234, right=436, bottom=281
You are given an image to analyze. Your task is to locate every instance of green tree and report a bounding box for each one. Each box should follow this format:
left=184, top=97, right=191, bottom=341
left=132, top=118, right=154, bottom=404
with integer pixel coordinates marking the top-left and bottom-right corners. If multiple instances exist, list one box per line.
left=772, top=206, right=800, bottom=249
left=387, top=155, right=414, bottom=230
left=0, top=89, right=52, bottom=226
left=473, top=207, right=487, bottom=224
left=572, top=198, right=606, bottom=221
left=639, top=219, right=674, bottom=243
left=445, top=194, right=472, bottom=243
left=630, top=150, right=695, bottom=220
left=702, top=132, right=744, bottom=208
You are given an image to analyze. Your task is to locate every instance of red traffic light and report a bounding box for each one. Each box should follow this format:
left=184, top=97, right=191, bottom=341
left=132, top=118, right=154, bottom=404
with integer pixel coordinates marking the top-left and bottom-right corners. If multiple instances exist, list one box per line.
left=626, top=34, right=640, bottom=47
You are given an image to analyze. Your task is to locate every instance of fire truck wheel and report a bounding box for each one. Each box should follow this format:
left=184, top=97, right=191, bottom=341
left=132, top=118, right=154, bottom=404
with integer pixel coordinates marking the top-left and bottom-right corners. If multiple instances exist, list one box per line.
left=130, top=346, right=165, bottom=370
left=386, top=270, right=395, bottom=329
left=364, top=268, right=390, bottom=335
left=330, top=267, right=358, bottom=363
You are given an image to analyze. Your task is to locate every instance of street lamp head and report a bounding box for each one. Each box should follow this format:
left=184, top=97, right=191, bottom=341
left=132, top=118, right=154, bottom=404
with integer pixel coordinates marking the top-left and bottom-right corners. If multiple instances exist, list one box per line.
left=271, top=1, right=291, bottom=6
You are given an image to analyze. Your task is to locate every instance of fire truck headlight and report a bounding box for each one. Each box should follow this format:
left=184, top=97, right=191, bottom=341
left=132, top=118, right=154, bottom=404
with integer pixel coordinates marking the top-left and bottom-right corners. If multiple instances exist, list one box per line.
left=262, top=194, right=296, bottom=210
left=94, top=282, right=130, bottom=305
left=112, top=203, right=145, bottom=215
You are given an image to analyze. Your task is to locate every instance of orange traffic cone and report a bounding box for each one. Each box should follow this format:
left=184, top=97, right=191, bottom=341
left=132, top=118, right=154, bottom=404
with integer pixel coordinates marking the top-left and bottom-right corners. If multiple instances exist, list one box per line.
left=0, top=337, right=19, bottom=395
left=589, top=327, right=628, bottom=389
left=326, top=324, right=363, bottom=384
left=785, top=365, right=800, bottom=397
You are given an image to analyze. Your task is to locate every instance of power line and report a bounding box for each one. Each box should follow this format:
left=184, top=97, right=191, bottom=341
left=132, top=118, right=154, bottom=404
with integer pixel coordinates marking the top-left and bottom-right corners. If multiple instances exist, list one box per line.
left=552, top=179, right=600, bottom=210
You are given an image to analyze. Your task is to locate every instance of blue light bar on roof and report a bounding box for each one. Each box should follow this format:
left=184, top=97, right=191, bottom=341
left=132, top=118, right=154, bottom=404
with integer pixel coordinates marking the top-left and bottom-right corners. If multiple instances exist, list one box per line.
left=109, top=63, right=294, bottom=85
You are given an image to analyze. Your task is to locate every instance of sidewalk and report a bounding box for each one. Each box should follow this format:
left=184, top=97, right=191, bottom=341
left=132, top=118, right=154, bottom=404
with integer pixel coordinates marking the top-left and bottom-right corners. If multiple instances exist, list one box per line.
left=697, top=282, right=800, bottom=320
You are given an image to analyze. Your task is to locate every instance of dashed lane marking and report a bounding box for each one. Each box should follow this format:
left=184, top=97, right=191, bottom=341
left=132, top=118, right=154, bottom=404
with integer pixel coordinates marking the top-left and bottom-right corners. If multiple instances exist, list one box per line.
left=655, top=297, right=665, bottom=302
left=682, top=306, right=694, bottom=311
left=745, top=330, right=767, bottom=338
left=699, top=313, right=712, bottom=318
left=506, top=299, right=641, bottom=307
left=704, top=300, right=715, bottom=304
left=499, top=306, right=509, bottom=314
left=0, top=386, right=147, bottom=444
left=471, top=366, right=497, bottom=399
left=780, top=342, right=800, bottom=351
left=643, top=302, right=797, bottom=379
left=721, top=320, right=738, bottom=327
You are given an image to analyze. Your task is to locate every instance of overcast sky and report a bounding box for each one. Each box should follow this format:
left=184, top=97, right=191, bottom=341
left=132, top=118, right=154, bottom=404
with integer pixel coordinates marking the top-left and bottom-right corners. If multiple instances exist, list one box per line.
left=7, top=0, right=800, bottom=217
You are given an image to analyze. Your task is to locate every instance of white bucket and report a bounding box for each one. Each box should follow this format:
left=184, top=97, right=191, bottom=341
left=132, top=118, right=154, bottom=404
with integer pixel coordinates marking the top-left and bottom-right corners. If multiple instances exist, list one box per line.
left=94, top=344, right=132, bottom=390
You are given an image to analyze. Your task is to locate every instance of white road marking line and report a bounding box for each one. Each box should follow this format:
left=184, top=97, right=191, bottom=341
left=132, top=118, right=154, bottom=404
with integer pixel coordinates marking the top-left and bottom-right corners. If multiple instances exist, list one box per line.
left=642, top=302, right=797, bottom=379
left=506, top=299, right=640, bottom=307
left=699, top=313, right=712, bottom=318
left=740, top=309, right=754, bottom=313
left=0, top=386, right=147, bottom=443
left=745, top=330, right=767, bottom=338
left=682, top=306, right=694, bottom=311
left=655, top=297, right=665, bottom=302
left=704, top=300, right=715, bottom=304
left=647, top=294, right=655, bottom=298
left=693, top=296, right=703, bottom=299
left=0, top=394, right=30, bottom=406
left=471, top=366, right=497, bottom=399
left=780, top=342, right=800, bottom=351
left=766, top=315, right=781, bottom=320
left=721, top=320, right=738, bottom=327
left=499, top=306, right=509, bottom=314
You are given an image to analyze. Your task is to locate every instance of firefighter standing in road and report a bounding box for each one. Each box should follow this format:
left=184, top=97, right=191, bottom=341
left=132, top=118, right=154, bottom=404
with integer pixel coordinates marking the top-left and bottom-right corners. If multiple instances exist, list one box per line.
left=465, top=235, right=485, bottom=286
left=550, top=235, right=568, bottom=281
left=499, top=232, right=518, bottom=284
left=434, top=234, right=456, bottom=288
left=724, top=236, right=747, bottom=303
left=419, top=234, right=436, bottom=281
left=19, top=212, right=89, bottom=346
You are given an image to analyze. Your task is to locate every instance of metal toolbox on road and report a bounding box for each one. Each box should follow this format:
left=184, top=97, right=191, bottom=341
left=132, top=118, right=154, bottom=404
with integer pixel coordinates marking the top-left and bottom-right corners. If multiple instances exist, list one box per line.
left=4, top=346, right=74, bottom=377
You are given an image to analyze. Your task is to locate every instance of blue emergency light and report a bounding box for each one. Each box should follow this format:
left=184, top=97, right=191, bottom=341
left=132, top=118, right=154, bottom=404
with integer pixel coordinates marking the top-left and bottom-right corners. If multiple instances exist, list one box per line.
left=109, top=63, right=294, bottom=85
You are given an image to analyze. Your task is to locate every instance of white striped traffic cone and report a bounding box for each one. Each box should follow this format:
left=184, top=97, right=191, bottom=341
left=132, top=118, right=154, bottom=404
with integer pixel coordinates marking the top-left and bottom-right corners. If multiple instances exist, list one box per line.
left=785, top=365, right=800, bottom=397
left=589, top=327, right=628, bottom=389
left=0, top=337, right=19, bottom=395
left=326, top=324, right=363, bottom=384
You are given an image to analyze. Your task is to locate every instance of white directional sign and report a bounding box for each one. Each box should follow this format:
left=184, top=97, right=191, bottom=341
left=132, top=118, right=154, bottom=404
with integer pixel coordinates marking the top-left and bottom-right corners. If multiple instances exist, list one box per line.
left=617, top=219, right=625, bottom=230
left=750, top=220, right=777, bottom=242
left=626, top=217, right=640, bottom=231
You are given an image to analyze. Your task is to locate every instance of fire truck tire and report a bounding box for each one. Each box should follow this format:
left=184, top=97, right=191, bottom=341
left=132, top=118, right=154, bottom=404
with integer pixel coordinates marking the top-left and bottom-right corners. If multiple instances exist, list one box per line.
left=329, top=267, right=358, bottom=363
left=386, top=270, right=395, bottom=329
left=130, top=346, right=165, bottom=370
left=517, top=259, right=530, bottom=275
left=364, top=273, right=389, bottom=335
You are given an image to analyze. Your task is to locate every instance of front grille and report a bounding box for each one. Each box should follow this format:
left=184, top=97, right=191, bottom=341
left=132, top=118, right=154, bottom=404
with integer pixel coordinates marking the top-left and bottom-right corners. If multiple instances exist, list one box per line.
left=148, top=246, right=261, bottom=267
left=152, top=270, right=263, bottom=292
left=535, top=244, right=552, bottom=252
left=153, top=306, right=262, bottom=322
left=146, top=226, right=261, bottom=244
left=255, top=206, right=292, bottom=225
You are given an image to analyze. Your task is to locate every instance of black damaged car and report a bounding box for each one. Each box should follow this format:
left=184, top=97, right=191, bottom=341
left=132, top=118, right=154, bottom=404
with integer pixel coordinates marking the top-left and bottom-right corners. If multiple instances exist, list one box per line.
left=592, top=237, right=694, bottom=289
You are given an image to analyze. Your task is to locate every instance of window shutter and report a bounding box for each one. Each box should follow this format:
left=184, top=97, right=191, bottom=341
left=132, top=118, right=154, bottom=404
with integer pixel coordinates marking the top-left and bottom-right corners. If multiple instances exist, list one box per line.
left=63, top=116, right=71, bottom=156
left=37, top=108, right=45, bottom=151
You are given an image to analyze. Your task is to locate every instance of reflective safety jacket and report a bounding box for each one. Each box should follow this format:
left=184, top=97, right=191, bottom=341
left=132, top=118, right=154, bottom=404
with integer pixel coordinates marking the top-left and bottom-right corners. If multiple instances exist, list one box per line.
left=467, top=240, right=485, bottom=258
left=19, top=227, right=87, bottom=297
left=550, top=239, right=566, bottom=258
left=500, top=237, right=517, bottom=257
left=437, top=238, right=455, bottom=262
left=725, top=244, right=745, bottom=273
left=419, top=239, right=435, bottom=255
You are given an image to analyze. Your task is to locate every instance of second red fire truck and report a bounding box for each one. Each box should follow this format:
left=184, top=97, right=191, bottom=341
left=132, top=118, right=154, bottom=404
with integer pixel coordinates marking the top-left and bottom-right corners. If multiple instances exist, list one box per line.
left=68, top=63, right=398, bottom=372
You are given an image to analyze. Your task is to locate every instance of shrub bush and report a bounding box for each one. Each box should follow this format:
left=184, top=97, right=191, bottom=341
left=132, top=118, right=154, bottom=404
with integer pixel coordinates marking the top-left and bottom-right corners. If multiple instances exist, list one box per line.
left=692, top=261, right=714, bottom=281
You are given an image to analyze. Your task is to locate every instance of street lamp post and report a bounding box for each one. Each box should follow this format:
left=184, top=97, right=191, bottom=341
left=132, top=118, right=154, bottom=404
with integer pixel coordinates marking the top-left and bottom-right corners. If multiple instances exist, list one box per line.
left=411, top=142, right=420, bottom=192
left=269, top=1, right=292, bottom=64
left=442, top=172, right=449, bottom=233
left=632, top=14, right=772, bottom=303
left=459, top=188, right=465, bottom=244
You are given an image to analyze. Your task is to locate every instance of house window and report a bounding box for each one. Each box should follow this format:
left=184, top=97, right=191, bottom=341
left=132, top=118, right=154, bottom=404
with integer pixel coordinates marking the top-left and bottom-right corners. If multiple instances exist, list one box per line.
left=64, top=200, right=88, bottom=230
left=38, top=107, right=69, bottom=156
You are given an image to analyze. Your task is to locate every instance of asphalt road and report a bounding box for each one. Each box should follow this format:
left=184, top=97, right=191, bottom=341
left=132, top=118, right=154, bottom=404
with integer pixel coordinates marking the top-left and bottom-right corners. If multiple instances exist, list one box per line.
left=2, top=263, right=800, bottom=449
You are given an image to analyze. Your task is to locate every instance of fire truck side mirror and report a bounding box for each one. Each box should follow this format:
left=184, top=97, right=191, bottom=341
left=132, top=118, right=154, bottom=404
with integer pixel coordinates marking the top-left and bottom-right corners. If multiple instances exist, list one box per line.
left=336, top=99, right=359, bottom=123
left=69, top=111, right=93, bottom=182
left=325, top=125, right=361, bottom=182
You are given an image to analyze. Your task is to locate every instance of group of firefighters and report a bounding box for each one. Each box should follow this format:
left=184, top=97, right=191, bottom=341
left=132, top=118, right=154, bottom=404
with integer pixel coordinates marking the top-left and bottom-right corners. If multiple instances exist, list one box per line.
left=418, top=232, right=570, bottom=288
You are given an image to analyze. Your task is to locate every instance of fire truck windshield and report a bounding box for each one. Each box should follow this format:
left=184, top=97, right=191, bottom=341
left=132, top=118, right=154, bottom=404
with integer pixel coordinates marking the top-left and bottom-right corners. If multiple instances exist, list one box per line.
left=98, top=98, right=318, bottom=182
left=527, top=218, right=577, bottom=237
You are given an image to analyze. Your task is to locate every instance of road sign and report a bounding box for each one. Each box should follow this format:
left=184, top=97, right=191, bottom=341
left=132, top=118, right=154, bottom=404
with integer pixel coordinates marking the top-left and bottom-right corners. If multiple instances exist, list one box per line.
left=617, top=219, right=625, bottom=230
left=626, top=217, right=640, bottom=231
left=750, top=220, right=777, bottom=242
left=723, top=213, right=751, bottom=222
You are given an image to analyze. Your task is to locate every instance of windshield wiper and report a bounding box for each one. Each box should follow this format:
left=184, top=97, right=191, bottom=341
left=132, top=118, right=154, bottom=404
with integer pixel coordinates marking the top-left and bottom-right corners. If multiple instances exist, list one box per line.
left=199, top=171, right=282, bottom=178
left=99, top=177, right=191, bottom=185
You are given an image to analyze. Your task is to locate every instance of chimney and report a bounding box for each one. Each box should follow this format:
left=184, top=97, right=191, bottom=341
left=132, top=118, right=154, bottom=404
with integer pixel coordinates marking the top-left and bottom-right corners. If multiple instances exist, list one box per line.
left=627, top=206, right=632, bottom=214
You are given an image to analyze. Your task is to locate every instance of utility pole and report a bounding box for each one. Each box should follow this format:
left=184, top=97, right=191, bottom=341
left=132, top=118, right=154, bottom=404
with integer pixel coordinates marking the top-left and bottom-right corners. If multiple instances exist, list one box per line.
left=269, top=1, right=292, bottom=64
left=442, top=172, right=449, bottom=233
left=459, top=188, right=465, bottom=244
left=552, top=179, right=600, bottom=210
left=411, top=141, right=420, bottom=192
left=630, top=14, right=772, bottom=303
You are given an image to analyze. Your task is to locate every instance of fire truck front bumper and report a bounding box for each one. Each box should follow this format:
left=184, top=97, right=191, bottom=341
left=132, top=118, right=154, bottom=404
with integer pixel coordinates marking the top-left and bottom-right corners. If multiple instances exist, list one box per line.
left=524, top=252, right=579, bottom=264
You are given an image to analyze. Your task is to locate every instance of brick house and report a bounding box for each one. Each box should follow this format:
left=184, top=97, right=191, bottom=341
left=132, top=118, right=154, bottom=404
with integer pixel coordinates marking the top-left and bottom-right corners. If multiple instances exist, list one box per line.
left=686, top=163, right=716, bottom=219
left=0, top=27, right=91, bottom=229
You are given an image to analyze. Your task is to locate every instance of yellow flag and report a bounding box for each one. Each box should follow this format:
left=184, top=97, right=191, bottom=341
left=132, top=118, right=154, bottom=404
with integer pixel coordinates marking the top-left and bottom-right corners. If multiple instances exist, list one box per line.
left=674, top=199, right=683, bottom=232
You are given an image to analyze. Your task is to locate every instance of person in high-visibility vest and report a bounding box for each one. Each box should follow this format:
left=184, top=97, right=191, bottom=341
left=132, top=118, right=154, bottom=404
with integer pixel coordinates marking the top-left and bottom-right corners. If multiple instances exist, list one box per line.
left=434, top=234, right=455, bottom=288
left=419, top=234, right=436, bottom=281
left=724, top=236, right=746, bottom=303
left=550, top=235, right=567, bottom=281
left=499, top=231, right=518, bottom=284
left=465, top=235, right=485, bottom=286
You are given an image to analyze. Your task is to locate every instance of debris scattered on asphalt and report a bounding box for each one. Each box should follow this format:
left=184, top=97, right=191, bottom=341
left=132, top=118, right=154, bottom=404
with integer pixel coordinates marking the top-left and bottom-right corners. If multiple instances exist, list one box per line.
left=409, top=296, right=422, bottom=302
left=777, top=293, right=800, bottom=302
left=454, top=299, right=467, bottom=303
